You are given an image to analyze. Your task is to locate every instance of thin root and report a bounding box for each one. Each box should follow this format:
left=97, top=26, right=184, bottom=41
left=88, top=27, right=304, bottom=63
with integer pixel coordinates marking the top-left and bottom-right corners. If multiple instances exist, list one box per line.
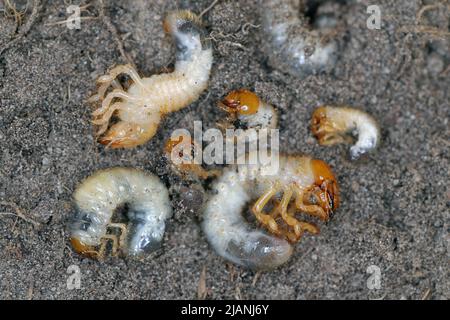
left=0, top=0, right=42, bottom=57
left=416, top=1, right=450, bottom=24
left=421, top=288, right=432, bottom=300
left=397, top=1, right=450, bottom=39
left=0, top=201, right=40, bottom=227
left=397, top=25, right=450, bottom=38
left=199, top=0, right=220, bottom=18
left=3, top=0, right=28, bottom=29
left=97, top=0, right=136, bottom=68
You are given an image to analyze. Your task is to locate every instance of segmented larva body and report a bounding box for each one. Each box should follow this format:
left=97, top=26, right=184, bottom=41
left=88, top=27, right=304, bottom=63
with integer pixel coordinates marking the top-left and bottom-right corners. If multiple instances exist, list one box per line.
left=203, top=151, right=339, bottom=270
left=70, top=168, right=172, bottom=259
left=312, top=106, right=380, bottom=160
left=203, top=168, right=293, bottom=270
left=261, top=0, right=339, bottom=77
left=90, top=10, right=212, bottom=148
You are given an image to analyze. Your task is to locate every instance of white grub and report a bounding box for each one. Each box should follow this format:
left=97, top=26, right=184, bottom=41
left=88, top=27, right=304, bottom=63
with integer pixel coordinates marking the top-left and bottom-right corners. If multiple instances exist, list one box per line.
left=312, top=106, right=380, bottom=160
left=90, top=10, right=213, bottom=148
left=203, top=151, right=340, bottom=270
left=202, top=168, right=294, bottom=270
left=218, top=89, right=278, bottom=144
left=261, top=0, right=340, bottom=77
left=70, top=167, right=172, bottom=259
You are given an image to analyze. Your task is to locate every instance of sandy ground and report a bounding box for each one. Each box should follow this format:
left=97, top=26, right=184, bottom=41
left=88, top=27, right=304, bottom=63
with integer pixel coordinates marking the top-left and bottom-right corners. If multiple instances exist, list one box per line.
left=0, top=0, right=448, bottom=300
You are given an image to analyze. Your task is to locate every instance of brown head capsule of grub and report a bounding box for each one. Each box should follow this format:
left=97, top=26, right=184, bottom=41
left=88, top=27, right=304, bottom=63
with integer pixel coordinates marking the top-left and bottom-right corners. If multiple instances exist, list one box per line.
left=309, top=159, right=340, bottom=218
left=219, top=89, right=260, bottom=116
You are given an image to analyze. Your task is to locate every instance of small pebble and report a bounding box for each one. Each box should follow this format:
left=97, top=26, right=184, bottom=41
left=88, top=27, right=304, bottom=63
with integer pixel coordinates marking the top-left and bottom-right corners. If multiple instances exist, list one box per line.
left=427, top=53, right=444, bottom=75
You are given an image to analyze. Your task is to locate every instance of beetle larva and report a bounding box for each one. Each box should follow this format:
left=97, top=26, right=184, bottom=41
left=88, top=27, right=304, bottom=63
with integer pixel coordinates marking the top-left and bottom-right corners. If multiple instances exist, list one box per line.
left=70, top=167, right=172, bottom=259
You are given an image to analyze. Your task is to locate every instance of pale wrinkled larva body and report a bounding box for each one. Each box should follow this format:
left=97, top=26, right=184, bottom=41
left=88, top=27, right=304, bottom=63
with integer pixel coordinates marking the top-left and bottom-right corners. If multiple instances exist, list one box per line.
left=261, top=0, right=339, bottom=77
left=203, top=151, right=340, bottom=270
left=203, top=168, right=293, bottom=270
left=312, top=106, right=380, bottom=160
left=89, top=10, right=213, bottom=148
left=70, top=168, right=172, bottom=259
left=238, top=101, right=277, bottom=130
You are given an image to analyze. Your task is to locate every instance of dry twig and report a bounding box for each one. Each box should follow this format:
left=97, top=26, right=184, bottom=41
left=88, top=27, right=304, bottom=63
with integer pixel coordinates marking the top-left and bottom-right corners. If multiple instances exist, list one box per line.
left=0, top=201, right=40, bottom=227
left=197, top=266, right=208, bottom=299
left=199, top=0, right=219, bottom=18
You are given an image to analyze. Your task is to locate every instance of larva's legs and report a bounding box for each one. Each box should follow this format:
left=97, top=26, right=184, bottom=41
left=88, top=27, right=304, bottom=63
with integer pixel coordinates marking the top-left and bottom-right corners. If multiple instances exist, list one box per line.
left=267, top=199, right=300, bottom=241
left=294, top=187, right=328, bottom=221
left=312, top=115, right=353, bottom=146
left=318, top=133, right=353, bottom=146
left=266, top=187, right=322, bottom=242
left=97, top=64, right=146, bottom=90
left=269, top=199, right=281, bottom=219
left=318, top=133, right=347, bottom=145
left=252, top=184, right=281, bottom=234
left=95, top=79, right=124, bottom=102
left=313, top=122, right=337, bottom=134
left=278, top=188, right=320, bottom=241
left=88, top=78, right=125, bottom=104
left=286, top=205, right=319, bottom=234
left=296, top=200, right=328, bottom=221
left=297, top=221, right=319, bottom=235
left=92, top=102, right=125, bottom=133
left=111, top=80, right=123, bottom=90
left=279, top=188, right=303, bottom=236
left=92, top=89, right=138, bottom=117
left=89, top=65, right=145, bottom=103
left=96, top=234, right=120, bottom=260
left=107, top=223, right=128, bottom=250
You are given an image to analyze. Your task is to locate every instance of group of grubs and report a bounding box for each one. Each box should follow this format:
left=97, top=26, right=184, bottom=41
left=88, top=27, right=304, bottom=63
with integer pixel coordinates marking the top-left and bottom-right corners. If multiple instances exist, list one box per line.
left=70, top=1, right=380, bottom=270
